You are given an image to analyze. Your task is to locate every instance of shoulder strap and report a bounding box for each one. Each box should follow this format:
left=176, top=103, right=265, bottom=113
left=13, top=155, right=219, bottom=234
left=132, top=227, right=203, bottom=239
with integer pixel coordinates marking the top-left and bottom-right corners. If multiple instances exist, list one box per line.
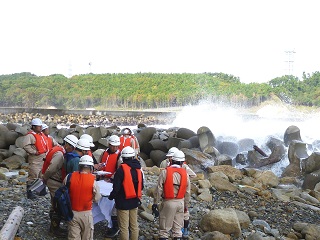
left=66, top=173, right=72, bottom=189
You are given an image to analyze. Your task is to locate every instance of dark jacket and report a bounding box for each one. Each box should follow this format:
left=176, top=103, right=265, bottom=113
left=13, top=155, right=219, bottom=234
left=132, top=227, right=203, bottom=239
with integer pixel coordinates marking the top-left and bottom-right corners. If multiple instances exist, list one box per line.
left=108, top=159, right=144, bottom=210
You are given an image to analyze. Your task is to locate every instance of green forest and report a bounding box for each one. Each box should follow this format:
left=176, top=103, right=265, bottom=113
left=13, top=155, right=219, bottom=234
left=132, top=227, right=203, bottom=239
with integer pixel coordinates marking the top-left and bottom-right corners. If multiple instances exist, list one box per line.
left=0, top=72, right=320, bottom=109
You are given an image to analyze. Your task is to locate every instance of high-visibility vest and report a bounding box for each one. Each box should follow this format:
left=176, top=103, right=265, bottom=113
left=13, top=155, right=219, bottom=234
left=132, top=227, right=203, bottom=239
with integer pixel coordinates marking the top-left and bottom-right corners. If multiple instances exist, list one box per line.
left=163, top=167, right=187, bottom=199
left=69, top=172, right=95, bottom=211
left=41, top=145, right=65, bottom=174
left=101, top=149, right=120, bottom=178
left=121, top=164, right=142, bottom=199
left=28, top=131, right=48, bottom=154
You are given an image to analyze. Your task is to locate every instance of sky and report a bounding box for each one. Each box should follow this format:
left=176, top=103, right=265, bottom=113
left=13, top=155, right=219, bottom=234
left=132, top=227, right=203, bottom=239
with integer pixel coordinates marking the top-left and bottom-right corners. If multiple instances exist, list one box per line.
left=0, top=0, right=319, bottom=83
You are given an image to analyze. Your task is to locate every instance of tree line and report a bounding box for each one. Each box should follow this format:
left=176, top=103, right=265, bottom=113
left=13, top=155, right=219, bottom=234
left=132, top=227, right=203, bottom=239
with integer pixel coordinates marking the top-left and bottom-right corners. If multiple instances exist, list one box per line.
left=0, top=71, right=319, bottom=109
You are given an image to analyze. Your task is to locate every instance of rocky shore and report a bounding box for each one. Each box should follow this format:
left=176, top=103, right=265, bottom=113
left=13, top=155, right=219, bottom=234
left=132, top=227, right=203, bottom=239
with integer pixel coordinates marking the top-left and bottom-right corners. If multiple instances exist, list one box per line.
left=1, top=166, right=320, bottom=240
left=1, top=111, right=320, bottom=239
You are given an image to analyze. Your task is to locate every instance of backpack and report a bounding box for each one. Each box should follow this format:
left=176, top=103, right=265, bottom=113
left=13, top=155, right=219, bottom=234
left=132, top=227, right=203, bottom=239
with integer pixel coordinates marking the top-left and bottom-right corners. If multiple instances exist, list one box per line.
left=53, top=174, right=73, bottom=221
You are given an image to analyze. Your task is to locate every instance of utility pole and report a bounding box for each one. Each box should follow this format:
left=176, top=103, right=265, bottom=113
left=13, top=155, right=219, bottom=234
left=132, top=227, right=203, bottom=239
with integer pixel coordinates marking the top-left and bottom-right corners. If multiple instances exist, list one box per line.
left=285, top=50, right=295, bottom=75
left=89, top=62, right=92, bottom=74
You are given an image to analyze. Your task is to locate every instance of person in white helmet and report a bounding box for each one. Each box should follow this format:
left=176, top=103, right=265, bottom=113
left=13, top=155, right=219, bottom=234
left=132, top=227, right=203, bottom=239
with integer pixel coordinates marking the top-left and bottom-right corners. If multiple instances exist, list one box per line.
left=22, top=118, right=48, bottom=199
left=108, top=146, right=144, bottom=240
left=42, top=123, right=58, bottom=152
left=119, top=128, right=140, bottom=156
left=80, top=133, right=100, bottom=169
left=97, top=135, right=122, bottom=179
left=159, top=147, right=196, bottom=239
left=64, top=138, right=91, bottom=175
left=41, top=134, right=78, bottom=238
left=153, top=150, right=191, bottom=240
left=64, top=155, right=101, bottom=240
left=159, top=147, right=179, bottom=168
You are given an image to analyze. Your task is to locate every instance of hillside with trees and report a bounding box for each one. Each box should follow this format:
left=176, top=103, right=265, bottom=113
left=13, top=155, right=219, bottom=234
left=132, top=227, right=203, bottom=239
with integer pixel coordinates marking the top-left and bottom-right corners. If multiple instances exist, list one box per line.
left=0, top=72, right=319, bottom=109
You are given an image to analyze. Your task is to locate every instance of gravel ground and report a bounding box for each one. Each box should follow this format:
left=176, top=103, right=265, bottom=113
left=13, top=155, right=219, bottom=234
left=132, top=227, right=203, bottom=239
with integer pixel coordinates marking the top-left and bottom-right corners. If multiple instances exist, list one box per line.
left=1, top=173, right=320, bottom=240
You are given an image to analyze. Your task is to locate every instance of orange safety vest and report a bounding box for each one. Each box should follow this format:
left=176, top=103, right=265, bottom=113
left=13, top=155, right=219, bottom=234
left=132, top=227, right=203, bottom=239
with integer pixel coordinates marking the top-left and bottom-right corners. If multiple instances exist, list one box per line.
left=41, top=145, right=65, bottom=174
left=163, top=167, right=187, bottom=199
left=121, top=164, right=142, bottom=199
left=69, top=172, right=95, bottom=211
left=45, top=135, right=54, bottom=152
left=101, top=149, right=120, bottom=178
left=28, top=131, right=48, bottom=154
left=119, top=135, right=139, bottom=151
left=119, top=135, right=132, bottom=151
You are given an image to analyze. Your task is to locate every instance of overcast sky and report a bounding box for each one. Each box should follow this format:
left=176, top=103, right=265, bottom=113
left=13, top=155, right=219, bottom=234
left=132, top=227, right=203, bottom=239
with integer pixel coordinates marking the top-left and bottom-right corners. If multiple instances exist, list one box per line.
left=0, top=0, right=319, bottom=83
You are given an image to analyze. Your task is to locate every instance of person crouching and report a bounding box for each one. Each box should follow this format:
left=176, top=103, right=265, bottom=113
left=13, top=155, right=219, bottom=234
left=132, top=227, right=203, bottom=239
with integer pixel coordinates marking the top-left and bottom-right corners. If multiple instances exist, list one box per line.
left=64, top=155, right=101, bottom=240
left=108, top=146, right=144, bottom=240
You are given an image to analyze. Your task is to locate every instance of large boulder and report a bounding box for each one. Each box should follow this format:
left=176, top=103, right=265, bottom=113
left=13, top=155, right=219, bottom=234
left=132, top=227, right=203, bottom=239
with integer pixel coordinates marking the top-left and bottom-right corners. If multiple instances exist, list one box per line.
left=176, top=127, right=196, bottom=140
left=217, top=141, right=239, bottom=158
left=302, top=169, right=320, bottom=190
left=302, top=152, right=320, bottom=174
left=200, top=208, right=241, bottom=237
left=284, top=125, right=302, bottom=147
left=197, top=126, right=216, bottom=151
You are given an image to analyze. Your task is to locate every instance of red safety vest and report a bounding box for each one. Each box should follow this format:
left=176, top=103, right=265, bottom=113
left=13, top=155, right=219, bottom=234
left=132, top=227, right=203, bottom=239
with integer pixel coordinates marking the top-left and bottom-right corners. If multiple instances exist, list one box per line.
left=41, top=145, right=65, bottom=174
left=69, top=172, right=95, bottom=211
left=28, top=131, right=48, bottom=154
left=119, top=135, right=139, bottom=151
left=163, top=167, right=187, bottom=199
left=45, top=135, right=54, bottom=152
left=119, top=135, right=132, bottom=151
left=121, top=164, right=142, bottom=199
left=101, top=149, right=120, bottom=178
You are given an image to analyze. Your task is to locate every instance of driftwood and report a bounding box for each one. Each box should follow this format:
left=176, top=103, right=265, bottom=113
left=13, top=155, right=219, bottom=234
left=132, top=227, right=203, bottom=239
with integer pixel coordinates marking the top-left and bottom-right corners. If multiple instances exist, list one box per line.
left=0, top=206, right=24, bottom=240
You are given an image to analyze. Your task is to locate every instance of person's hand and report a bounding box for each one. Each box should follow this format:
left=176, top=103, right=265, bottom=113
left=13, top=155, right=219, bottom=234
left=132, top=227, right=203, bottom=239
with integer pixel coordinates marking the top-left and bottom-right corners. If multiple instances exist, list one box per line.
left=152, top=204, right=159, bottom=217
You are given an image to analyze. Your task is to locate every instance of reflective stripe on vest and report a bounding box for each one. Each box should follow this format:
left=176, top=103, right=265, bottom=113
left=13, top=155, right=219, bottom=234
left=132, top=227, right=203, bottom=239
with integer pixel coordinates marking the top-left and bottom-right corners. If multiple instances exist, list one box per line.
left=41, top=145, right=65, bottom=174
left=121, top=164, right=142, bottom=199
left=45, top=135, right=54, bottom=152
left=101, top=149, right=120, bottom=178
left=163, top=167, right=187, bottom=199
left=69, top=172, right=95, bottom=211
left=28, top=131, right=48, bottom=154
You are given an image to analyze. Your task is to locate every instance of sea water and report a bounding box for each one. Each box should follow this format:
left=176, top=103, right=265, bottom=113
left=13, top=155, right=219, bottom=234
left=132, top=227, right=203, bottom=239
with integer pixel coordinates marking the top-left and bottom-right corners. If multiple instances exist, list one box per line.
left=167, top=101, right=320, bottom=176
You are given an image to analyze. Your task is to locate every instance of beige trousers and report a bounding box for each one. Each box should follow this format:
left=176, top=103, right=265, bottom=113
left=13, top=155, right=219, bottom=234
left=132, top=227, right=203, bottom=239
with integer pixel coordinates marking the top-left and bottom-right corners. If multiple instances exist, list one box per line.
left=27, top=153, right=46, bottom=183
left=68, top=210, right=94, bottom=240
left=159, top=199, right=184, bottom=238
left=117, top=208, right=139, bottom=240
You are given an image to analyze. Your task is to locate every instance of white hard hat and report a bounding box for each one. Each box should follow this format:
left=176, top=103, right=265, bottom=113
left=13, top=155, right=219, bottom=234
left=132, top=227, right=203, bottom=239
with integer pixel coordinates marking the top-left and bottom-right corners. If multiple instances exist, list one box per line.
left=75, top=138, right=91, bottom=150
left=64, top=135, right=79, bottom=147
left=123, top=128, right=131, bottom=135
left=172, top=150, right=185, bottom=162
left=79, top=155, right=94, bottom=166
left=166, top=147, right=179, bottom=157
left=80, top=134, right=95, bottom=147
left=31, top=118, right=42, bottom=126
left=121, top=146, right=135, bottom=158
left=108, top=135, right=120, bottom=146
left=41, top=124, right=49, bottom=131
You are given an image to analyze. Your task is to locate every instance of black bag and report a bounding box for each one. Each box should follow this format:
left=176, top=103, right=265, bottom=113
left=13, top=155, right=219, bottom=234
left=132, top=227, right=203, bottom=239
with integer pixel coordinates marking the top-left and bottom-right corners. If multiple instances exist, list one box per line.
left=28, top=178, right=47, bottom=196
left=53, top=174, right=73, bottom=221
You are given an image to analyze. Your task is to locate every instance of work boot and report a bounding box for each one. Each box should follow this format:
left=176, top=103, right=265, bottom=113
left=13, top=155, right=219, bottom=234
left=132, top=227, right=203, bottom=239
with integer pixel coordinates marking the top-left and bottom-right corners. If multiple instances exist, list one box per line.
left=182, top=219, right=189, bottom=239
left=182, top=228, right=189, bottom=239
left=26, top=184, right=36, bottom=200
left=105, top=216, right=120, bottom=238
left=49, top=215, right=68, bottom=238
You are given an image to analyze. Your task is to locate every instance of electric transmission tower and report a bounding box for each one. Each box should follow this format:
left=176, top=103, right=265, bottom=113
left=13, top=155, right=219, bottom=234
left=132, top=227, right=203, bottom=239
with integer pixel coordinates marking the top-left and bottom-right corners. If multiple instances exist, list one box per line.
left=285, top=50, right=295, bottom=75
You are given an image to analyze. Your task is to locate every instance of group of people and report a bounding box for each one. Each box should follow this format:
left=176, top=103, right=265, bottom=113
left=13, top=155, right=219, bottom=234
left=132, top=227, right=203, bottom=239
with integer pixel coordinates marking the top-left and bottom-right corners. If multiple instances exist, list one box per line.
left=22, top=118, right=195, bottom=240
